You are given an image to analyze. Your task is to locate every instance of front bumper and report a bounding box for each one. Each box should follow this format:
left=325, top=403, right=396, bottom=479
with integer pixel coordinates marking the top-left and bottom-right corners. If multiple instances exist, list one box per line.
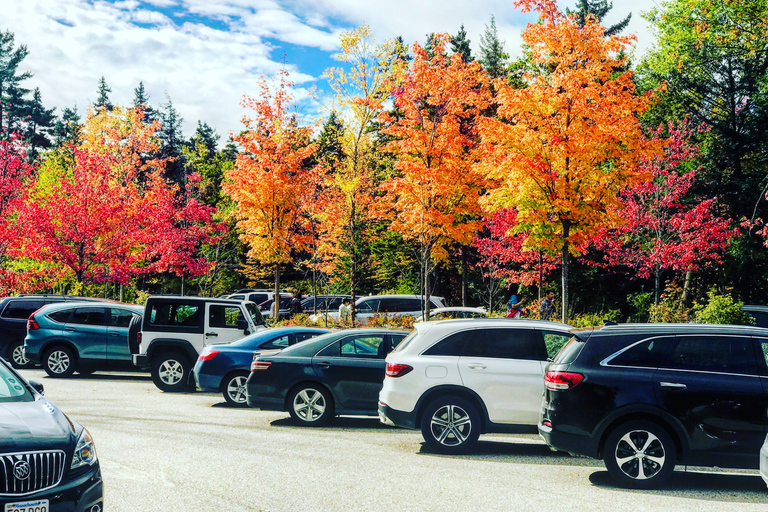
left=377, top=402, right=418, bottom=430
left=0, top=462, right=103, bottom=512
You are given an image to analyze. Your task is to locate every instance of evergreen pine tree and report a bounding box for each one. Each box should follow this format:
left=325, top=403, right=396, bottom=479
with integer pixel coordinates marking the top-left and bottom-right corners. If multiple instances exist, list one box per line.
left=221, top=138, right=238, bottom=163
left=190, top=121, right=218, bottom=159
left=0, top=30, right=32, bottom=136
left=96, top=76, right=112, bottom=110
left=479, top=16, right=509, bottom=78
left=566, top=0, right=631, bottom=37
left=424, top=33, right=439, bottom=59
left=132, top=81, right=155, bottom=122
left=53, top=106, right=80, bottom=146
left=158, top=93, right=185, bottom=184
left=451, top=24, right=473, bottom=62
left=317, top=111, right=345, bottom=169
left=24, top=87, right=56, bottom=160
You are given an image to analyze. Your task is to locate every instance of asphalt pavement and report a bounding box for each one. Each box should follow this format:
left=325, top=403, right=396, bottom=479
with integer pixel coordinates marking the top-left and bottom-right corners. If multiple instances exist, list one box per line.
left=18, top=369, right=768, bottom=512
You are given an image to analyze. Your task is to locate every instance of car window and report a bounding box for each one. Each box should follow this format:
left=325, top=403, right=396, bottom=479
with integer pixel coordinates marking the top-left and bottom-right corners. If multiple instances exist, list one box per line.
left=110, top=308, right=137, bottom=328
left=294, top=332, right=317, bottom=343
left=209, top=305, right=243, bottom=329
left=423, top=330, right=473, bottom=356
left=356, top=300, right=375, bottom=313
left=543, top=331, right=574, bottom=359
left=757, top=339, right=768, bottom=373
left=0, top=363, right=33, bottom=403
left=148, top=303, right=201, bottom=328
left=463, top=328, right=542, bottom=360
left=248, top=293, right=269, bottom=304
left=47, top=309, right=73, bottom=323
left=1, top=300, right=44, bottom=319
left=608, top=338, right=669, bottom=368
left=70, top=307, right=106, bottom=326
left=667, top=336, right=756, bottom=375
left=378, top=298, right=400, bottom=313
left=389, top=334, right=407, bottom=349
left=244, top=303, right=265, bottom=326
left=259, top=335, right=291, bottom=350
left=340, top=335, right=385, bottom=358
left=229, top=295, right=245, bottom=301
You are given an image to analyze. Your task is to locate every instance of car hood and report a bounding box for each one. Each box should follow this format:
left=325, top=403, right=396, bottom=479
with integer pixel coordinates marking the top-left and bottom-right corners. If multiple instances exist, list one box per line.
left=0, top=399, right=75, bottom=451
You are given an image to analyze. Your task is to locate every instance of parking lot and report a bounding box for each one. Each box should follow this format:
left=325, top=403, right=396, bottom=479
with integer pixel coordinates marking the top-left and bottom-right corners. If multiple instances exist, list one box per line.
left=19, top=368, right=767, bottom=512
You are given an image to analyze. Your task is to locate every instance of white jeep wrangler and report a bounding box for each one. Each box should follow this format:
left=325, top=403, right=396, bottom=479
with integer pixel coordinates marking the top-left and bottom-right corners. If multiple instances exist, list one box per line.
left=132, top=296, right=267, bottom=391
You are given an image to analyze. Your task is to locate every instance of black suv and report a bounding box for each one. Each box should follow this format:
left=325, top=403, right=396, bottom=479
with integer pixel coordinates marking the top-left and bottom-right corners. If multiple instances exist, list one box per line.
left=0, top=295, right=98, bottom=369
left=539, top=323, right=768, bottom=489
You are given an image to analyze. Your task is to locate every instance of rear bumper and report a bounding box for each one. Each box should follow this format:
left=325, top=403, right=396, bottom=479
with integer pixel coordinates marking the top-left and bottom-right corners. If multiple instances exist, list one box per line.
left=378, top=402, right=417, bottom=430
left=538, top=421, right=598, bottom=458
left=132, top=354, right=149, bottom=368
left=193, top=366, right=222, bottom=392
left=246, top=393, right=283, bottom=410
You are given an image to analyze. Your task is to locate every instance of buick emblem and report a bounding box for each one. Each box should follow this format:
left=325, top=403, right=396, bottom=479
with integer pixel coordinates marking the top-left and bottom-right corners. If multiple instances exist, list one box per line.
left=13, top=460, right=31, bottom=481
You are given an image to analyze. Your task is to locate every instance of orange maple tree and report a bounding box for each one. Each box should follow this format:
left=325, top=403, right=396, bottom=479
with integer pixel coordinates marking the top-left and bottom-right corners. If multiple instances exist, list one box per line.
left=224, top=71, right=319, bottom=302
left=477, top=0, right=660, bottom=321
left=381, top=34, right=491, bottom=317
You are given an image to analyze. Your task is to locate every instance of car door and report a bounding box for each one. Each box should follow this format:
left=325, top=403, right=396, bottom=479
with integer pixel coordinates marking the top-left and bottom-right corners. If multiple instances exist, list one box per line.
left=107, top=308, right=139, bottom=361
left=652, top=335, right=766, bottom=464
left=65, top=307, right=108, bottom=360
left=354, top=299, right=378, bottom=325
left=206, top=304, right=248, bottom=345
left=457, top=327, right=545, bottom=425
left=312, top=333, right=387, bottom=412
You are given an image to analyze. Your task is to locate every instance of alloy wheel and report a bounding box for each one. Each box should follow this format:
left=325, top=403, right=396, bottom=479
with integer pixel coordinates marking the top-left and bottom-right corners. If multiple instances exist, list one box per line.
left=158, top=360, right=184, bottom=386
left=429, top=404, right=473, bottom=447
left=614, top=429, right=666, bottom=480
left=293, top=388, right=326, bottom=422
left=226, top=376, right=248, bottom=404
left=12, top=344, right=30, bottom=367
left=47, top=350, right=71, bottom=374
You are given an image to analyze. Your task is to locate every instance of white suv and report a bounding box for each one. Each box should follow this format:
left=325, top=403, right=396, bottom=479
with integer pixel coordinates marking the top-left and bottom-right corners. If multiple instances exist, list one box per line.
left=330, top=294, right=445, bottom=325
left=133, top=296, right=268, bottom=392
left=378, top=318, right=573, bottom=453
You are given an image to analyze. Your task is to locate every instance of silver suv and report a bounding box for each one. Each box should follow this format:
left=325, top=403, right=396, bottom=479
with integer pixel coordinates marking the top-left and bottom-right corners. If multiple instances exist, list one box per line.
left=132, top=296, right=267, bottom=391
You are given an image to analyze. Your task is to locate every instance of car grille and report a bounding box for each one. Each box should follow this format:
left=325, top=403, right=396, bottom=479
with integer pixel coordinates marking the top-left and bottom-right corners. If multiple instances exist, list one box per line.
left=0, top=450, right=66, bottom=496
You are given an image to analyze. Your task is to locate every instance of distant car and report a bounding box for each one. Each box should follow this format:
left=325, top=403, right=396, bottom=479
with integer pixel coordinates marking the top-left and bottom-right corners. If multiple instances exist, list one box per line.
left=246, top=329, right=408, bottom=425
left=228, top=290, right=290, bottom=306
left=194, top=327, right=332, bottom=405
left=415, top=307, right=487, bottom=322
left=301, top=295, right=351, bottom=314
left=327, top=295, right=446, bottom=325
left=24, top=302, right=144, bottom=378
left=0, top=294, right=100, bottom=369
left=741, top=305, right=768, bottom=327
left=259, top=296, right=293, bottom=319
left=0, top=357, right=103, bottom=510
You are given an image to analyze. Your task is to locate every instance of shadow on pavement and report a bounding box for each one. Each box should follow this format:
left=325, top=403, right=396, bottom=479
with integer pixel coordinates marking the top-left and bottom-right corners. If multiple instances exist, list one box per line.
left=71, top=372, right=151, bottom=382
left=270, top=416, right=393, bottom=431
left=417, top=439, right=603, bottom=467
left=588, top=469, right=766, bottom=502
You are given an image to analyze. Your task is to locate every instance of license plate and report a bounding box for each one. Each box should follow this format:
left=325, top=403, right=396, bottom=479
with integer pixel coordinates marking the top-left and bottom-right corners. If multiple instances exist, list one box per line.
left=4, top=500, right=48, bottom=512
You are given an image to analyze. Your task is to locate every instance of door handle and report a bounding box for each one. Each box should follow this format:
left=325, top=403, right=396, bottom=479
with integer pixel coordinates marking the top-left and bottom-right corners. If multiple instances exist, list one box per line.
left=205, top=332, right=218, bottom=337
left=659, top=382, right=687, bottom=390
left=64, top=328, right=76, bottom=332
left=109, top=332, right=120, bottom=336
left=468, top=363, right=487, bottom=370
left=316, top=362, right=331, bottom=369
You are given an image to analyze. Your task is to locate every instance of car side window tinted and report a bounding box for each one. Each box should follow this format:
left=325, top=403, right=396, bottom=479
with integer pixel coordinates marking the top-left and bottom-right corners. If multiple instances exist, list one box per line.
left=608, top=338, right=669, bottom=368
left=47, top=309, right=73, bottom=323
left=356, top=300, right=374, bottom=313
left=390, top=334, right=407, bottom=349
left=149, top=303, right=200, bottom=328
left=70, top=307, right=106, bottom=326
left=340, top=335, right=385, bottom=358
left=209, top=305, right=243, bottom=329
left=293, top=332, right=316, bottom=343
left=316, top=340, right=340, bottom=357
left=423, top=330, right=474, bottom=356
left=667, top=336, right=756, bottom=375
left=2, top=300, right=44, bottom=319
left=110, top=308, right=136, bottom=328
left=758, top=340, right=768, bottom=373
left=542, top=331, right=572, bottom=359
left=260, top=335, right=291, bottom=350
left=464, top=328, right=541, bottom=360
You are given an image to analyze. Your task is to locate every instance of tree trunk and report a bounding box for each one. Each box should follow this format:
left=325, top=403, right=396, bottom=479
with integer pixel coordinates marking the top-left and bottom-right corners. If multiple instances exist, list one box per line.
left=680, top=270, right=692, bottom=308
left=349, top=204, right=357, bottom=323
left=461, top=246, right=468, bottom=307
left=561, top=221, right=571, bottom=324
left=273, top=264, right=281, bottom=319
left=654, top=267, right=661, bottom=306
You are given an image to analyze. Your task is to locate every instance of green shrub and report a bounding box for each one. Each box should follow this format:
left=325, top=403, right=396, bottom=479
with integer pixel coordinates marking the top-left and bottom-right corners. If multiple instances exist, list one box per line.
left=568, top=310, right=621, bottom=328
left=693, top=290, right=754, bottom=325
left=649, top=303, right=691, bottom=323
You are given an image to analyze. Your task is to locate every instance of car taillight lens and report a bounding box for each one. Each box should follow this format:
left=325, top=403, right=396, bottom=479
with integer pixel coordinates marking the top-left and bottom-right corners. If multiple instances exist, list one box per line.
left=544, top=371, right=584, bottom=391
left=251, top=361, right=272, bottom=372
left=198, top=350, right=219, bottom=361
left=27, top=315, right=40, bottom=330
left=385, top=363, right=413, bottom=378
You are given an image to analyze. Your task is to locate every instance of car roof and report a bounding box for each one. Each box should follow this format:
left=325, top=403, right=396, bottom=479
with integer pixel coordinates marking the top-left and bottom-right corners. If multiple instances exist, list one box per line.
left=414, top=318, right=573, bottom=332
left=147, top=296, right=250, bottom=305
left=39, top=301, right=144, bottom=312
left=583, top=322, right=768, bottom=338
left=356, top=294, right=445, bottom=302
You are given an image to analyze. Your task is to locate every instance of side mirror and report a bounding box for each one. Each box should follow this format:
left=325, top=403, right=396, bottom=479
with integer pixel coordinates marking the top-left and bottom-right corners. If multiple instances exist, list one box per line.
left=237, top=319, right=249, bottom=334
left=28, top=380, right=44, bottom=396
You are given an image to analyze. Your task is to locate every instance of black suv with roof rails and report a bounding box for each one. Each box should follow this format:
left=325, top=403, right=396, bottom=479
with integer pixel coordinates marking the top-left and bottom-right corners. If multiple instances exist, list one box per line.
left=0, top=295, right=99, bottom=369
left=539, top=323, right=768, bottom=489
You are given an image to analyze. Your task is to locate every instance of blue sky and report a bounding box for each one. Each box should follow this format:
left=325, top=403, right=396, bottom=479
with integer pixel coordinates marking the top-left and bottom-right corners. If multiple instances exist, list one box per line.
left=5, top=0, right=658, bottom=143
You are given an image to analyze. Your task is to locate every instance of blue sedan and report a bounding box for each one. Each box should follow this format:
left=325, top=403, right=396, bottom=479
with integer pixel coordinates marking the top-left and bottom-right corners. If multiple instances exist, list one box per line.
left=193, top=326, right=332, bottom=405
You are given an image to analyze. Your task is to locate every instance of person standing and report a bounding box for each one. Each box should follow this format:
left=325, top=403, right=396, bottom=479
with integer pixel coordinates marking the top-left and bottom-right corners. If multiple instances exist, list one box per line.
left=289, top=291, right=303, bottom=318
left=339, top=298, right=352, bottom=323
left=540, top=291, right=555, bottom=321
left=507, top=286, right=525, bottom=318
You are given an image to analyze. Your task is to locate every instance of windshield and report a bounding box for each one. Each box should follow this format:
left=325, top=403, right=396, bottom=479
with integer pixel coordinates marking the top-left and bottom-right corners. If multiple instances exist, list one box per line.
left=0, top=362, right=34, bottom=403
left=245, top=302, right=266, bottom=326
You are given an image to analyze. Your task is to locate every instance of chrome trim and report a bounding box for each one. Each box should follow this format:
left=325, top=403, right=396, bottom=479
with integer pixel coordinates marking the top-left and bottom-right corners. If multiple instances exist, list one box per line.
left=0, top=450, right=66, bottom=497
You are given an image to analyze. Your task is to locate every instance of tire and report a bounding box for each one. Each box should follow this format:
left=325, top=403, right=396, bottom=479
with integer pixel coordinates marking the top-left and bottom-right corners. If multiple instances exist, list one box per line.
left=603, top=420, right=677, bottom=489
left=8, top=341, right=33, bottom=369
left=287, top=384, right=334, bottom=426
left=421, top=395, right=481, bottom=454
left=43, top=346, right=77, bottom=378
left=152, top=352, right=193, bottom=392
left=222, top=371, right=249, bottom=406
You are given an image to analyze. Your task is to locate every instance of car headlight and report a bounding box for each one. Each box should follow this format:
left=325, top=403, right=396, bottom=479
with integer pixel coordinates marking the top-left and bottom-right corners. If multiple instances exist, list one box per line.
left=71, top=428, right=98, bottom=469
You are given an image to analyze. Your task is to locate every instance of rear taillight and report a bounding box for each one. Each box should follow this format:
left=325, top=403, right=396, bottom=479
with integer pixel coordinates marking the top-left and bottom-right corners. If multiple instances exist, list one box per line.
left=27, top=315, right=40, bottom=330
left=544, top=371, right=584, bottom=391
left=385, top=363, right=413, bottom=378
left=198, top=350, right=219, bottom=361
left=251, top=361, right=273, bottom=372
left=137, top=332, right=142, bottom=345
